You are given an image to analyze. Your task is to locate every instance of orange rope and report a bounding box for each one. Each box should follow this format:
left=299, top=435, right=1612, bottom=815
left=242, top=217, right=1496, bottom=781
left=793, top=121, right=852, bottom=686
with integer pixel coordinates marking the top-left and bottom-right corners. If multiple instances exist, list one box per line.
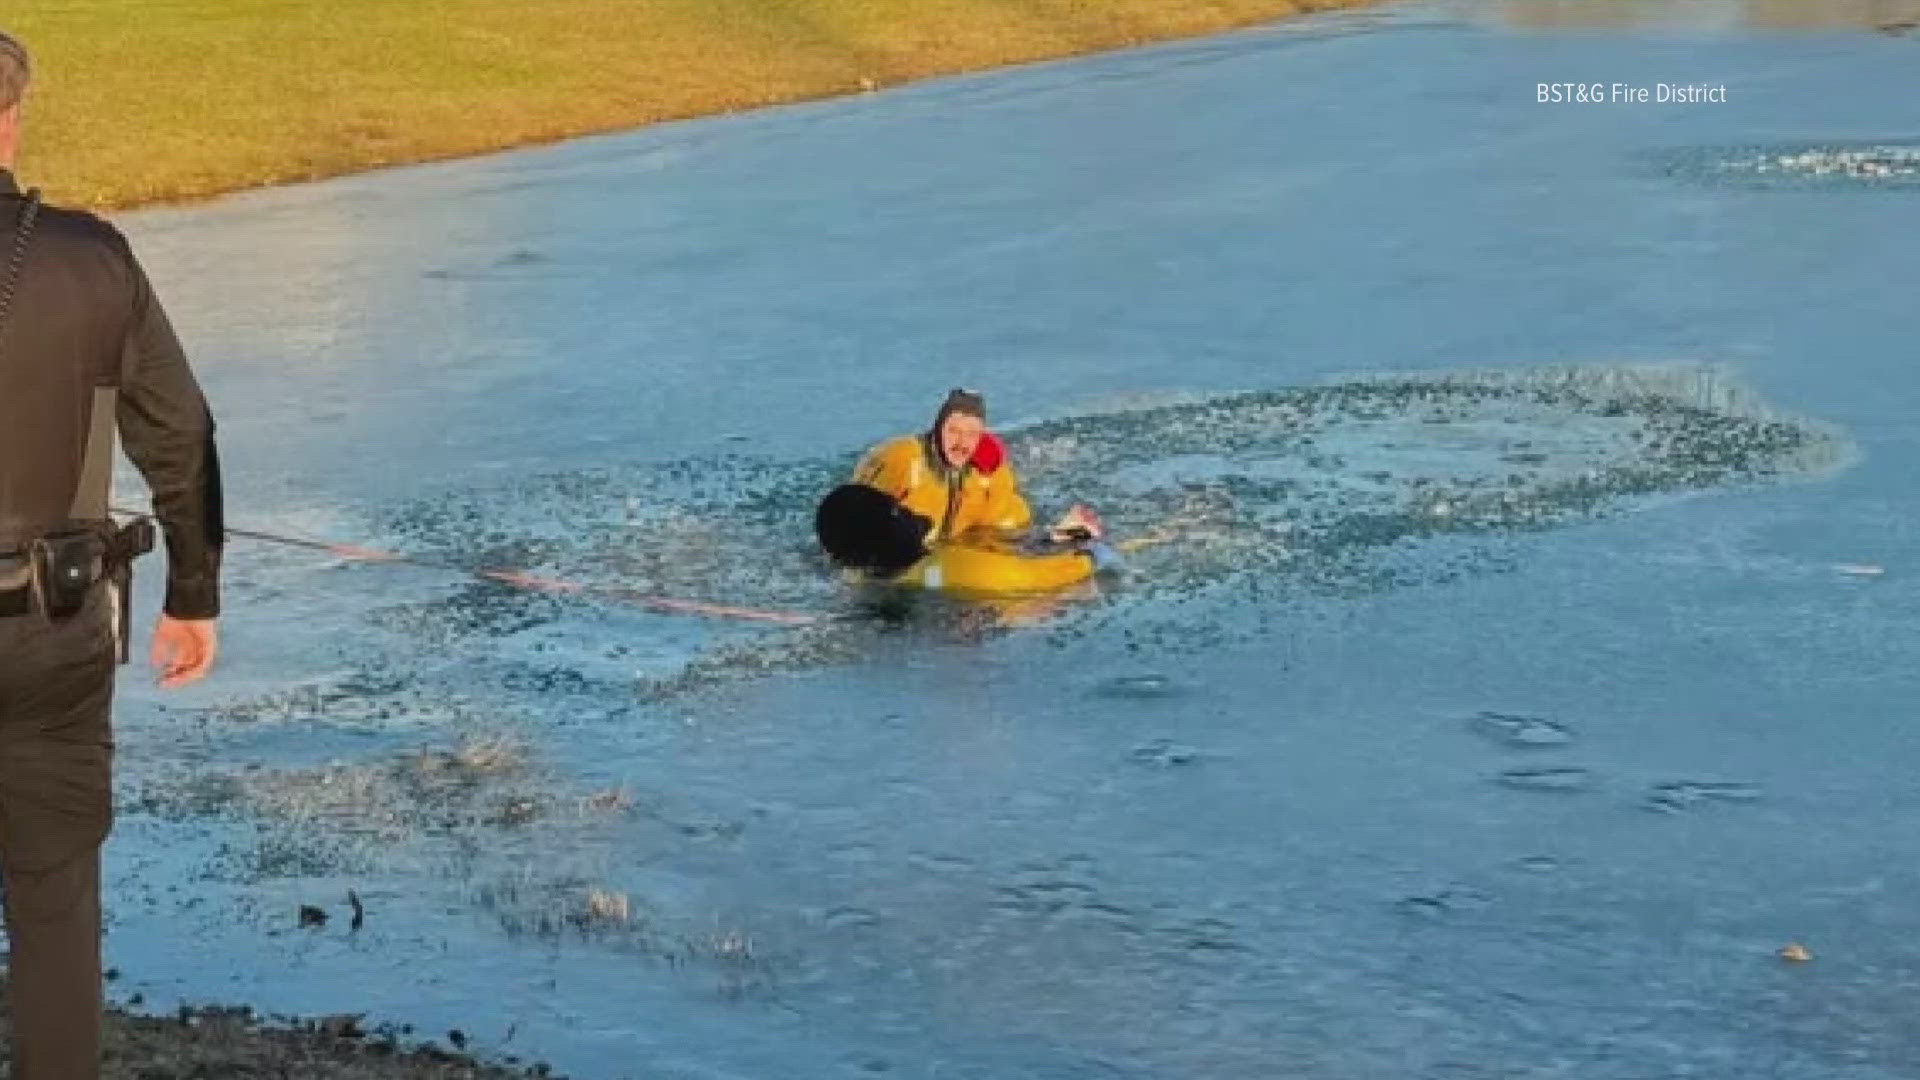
left=118, top=508, right=823, bottom=627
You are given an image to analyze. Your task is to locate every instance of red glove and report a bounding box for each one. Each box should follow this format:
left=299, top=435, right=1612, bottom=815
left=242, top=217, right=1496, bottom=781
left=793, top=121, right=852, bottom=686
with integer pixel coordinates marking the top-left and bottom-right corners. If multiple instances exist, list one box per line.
left=971, top=431, right=1006, bottom=473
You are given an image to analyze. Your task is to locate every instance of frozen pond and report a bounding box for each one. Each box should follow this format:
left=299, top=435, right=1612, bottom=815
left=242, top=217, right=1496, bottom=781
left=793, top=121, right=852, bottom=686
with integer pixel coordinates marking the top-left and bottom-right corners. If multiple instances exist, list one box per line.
left=91, top=1, right=1920, bottom=1076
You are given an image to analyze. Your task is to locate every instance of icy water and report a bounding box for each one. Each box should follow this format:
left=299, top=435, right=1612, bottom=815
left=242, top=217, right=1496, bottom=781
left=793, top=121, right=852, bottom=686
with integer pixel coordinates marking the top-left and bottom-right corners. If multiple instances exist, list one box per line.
left=90, top=1, right=1920, bottom=1077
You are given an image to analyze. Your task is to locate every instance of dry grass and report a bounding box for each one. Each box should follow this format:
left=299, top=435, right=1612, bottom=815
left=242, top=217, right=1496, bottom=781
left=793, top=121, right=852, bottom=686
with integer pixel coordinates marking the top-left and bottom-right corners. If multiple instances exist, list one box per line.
left=7, top=0, right=1368, bottom=209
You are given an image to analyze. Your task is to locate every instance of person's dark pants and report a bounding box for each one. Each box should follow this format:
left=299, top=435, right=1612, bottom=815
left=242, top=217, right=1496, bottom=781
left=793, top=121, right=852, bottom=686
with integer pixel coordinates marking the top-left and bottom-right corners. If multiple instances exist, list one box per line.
left=0, top=585, right=114, bottom=1080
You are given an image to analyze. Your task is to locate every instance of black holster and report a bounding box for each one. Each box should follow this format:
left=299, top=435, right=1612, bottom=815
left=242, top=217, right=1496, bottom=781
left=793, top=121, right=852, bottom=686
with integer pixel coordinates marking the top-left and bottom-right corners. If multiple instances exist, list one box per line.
left=26, top=517, right=155, bottom=663
left=28, top=529, right=107, bottom=622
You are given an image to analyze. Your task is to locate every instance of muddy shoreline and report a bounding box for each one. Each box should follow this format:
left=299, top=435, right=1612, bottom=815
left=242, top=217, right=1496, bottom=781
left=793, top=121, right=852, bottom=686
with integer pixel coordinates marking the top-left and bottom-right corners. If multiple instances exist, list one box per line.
left=0, top=985, right=567, bottom=1079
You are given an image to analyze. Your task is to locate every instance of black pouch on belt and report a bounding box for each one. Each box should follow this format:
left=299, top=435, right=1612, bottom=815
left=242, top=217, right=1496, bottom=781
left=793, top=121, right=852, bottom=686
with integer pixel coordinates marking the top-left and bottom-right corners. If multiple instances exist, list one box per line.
left=105, top=517, right=156, bottom=663
left=28, top=528, right=107, bottom=621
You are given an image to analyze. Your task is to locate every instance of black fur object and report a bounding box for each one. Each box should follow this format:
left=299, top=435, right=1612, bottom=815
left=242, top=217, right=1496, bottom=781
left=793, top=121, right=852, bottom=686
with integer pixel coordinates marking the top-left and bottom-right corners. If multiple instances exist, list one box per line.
left=814, top=484, right=930, bottom=576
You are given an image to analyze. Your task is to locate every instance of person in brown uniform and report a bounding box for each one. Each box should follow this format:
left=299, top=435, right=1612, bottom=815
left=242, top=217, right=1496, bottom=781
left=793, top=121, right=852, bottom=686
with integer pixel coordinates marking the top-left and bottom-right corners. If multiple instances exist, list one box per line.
left=0, top=29, right=223, bottom=1079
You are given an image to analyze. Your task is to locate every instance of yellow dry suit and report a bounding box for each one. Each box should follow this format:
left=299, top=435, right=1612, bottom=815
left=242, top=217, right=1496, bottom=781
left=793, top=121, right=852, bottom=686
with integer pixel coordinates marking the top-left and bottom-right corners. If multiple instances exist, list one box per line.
left=852, top=433, right=1030, bottom=543
left=850, top=433, right=1094, bottom=594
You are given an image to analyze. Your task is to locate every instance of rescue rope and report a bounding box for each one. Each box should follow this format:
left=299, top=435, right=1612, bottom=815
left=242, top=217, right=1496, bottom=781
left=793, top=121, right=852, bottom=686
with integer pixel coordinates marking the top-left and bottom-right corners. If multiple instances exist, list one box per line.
left=109, top=512, right=1183, bottom=630
left=111, top=508, right=822, bottom=627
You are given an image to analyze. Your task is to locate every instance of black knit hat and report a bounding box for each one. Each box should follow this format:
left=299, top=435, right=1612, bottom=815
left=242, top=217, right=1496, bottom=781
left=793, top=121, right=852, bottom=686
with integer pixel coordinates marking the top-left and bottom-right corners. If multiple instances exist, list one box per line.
left=931, top=387, right=986, bottom=436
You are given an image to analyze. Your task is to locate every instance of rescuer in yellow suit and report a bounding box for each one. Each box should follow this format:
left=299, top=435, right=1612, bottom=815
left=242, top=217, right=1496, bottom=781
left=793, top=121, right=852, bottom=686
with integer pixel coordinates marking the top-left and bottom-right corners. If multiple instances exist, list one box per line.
left=820, top=389, right=1116, bottom=596
left=852, top=388, right=1034, bottom=546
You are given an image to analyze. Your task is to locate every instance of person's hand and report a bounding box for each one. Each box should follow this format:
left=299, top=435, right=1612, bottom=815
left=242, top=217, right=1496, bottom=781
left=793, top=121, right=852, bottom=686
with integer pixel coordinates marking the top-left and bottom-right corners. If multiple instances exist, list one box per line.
left=1048, top=503, right=1103, bottom=543
left=151, top=615, right=218, bottom=688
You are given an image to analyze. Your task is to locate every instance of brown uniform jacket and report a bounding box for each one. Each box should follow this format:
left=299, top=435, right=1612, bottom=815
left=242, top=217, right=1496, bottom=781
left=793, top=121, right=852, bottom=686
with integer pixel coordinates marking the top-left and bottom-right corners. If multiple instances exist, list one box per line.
left=0, top=169, right=223, bottom=617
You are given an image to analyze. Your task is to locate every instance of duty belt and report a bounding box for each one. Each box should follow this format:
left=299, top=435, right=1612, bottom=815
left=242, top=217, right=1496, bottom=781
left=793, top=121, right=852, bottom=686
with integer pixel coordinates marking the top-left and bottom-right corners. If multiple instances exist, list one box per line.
left=0, top=520, right=155, bottom=663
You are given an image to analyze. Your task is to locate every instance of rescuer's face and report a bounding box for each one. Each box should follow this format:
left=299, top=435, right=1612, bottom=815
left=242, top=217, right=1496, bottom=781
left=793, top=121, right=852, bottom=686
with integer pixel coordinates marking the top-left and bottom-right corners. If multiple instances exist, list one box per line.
left=939, top=413, right=984, bottom=469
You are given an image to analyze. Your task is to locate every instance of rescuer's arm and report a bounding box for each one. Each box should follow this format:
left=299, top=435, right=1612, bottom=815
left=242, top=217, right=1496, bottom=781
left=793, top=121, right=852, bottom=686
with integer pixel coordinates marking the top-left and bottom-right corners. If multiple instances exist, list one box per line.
left=852, top=440, right=910, bottom=500
left=115, top=244, right=224, bottom=686
left=978, top=462, right=1033, bottom=536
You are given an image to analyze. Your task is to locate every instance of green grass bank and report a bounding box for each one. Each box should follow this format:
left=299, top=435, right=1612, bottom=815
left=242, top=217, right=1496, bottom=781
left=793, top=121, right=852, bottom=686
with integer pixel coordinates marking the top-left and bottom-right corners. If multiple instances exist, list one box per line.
left=7, top=0, right=1367, bottom=210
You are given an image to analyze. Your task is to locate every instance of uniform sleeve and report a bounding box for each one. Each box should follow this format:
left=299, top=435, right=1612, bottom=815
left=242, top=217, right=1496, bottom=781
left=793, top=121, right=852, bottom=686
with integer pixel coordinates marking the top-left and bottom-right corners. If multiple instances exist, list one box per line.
left=115, top=246, right=225, bottom=619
